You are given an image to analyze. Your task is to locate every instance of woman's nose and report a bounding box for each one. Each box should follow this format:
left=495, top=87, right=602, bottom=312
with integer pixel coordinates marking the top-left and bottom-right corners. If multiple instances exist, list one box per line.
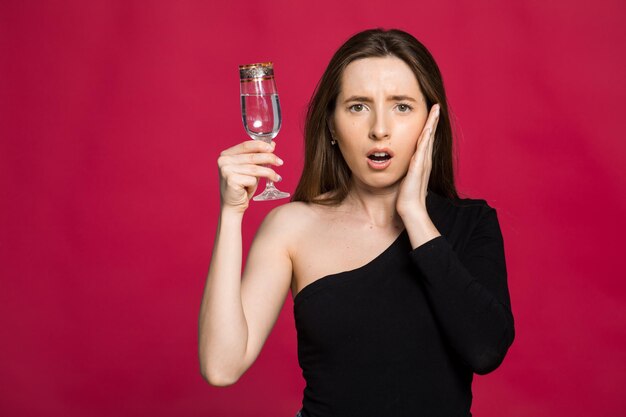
left=368, top=111, right=390, bottom=141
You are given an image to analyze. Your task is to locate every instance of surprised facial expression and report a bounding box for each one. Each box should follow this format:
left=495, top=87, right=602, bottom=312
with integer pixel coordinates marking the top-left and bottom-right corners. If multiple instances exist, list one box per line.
left=331, top=56, right=429, bottom=191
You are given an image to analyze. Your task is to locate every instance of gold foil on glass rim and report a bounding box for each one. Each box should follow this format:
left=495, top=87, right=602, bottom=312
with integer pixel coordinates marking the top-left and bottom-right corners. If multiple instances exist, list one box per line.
left=239, top=62, right=274, bottom=81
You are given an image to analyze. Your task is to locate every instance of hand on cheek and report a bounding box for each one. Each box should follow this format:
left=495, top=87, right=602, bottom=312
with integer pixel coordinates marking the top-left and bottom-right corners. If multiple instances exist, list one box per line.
left=396, top=104, right=440, bottom=218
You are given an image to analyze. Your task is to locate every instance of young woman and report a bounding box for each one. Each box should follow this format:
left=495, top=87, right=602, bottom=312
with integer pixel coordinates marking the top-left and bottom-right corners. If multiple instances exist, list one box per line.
left=199, top=28, right=515, bottom=416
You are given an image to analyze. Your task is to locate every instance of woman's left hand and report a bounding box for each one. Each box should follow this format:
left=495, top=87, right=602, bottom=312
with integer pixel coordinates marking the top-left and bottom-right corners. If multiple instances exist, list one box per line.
left=396, top=104, right=440, bottom=219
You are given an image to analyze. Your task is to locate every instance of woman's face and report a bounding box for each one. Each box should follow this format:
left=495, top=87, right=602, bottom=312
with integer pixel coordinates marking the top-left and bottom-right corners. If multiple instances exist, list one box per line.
left=331, top=56, right=428, bottom=192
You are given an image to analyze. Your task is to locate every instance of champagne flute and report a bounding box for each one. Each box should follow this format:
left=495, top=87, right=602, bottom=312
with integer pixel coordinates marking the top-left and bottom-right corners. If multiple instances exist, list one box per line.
left=239, top=62, right=289, bottom=201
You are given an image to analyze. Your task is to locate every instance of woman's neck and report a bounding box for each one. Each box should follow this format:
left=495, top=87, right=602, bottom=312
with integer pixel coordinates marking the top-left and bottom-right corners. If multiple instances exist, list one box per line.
left=343, top=181, right=403, bottom=229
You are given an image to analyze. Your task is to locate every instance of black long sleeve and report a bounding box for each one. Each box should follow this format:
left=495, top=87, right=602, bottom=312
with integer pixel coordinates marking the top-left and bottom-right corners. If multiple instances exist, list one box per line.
left=409, top=205, right=515, bottom=374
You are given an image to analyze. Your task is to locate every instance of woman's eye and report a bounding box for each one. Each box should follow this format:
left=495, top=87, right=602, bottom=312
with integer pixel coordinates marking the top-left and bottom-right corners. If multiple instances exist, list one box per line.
left=397, top=104, right=412, bottom=113
left=349, top=104, right=365, bottom=112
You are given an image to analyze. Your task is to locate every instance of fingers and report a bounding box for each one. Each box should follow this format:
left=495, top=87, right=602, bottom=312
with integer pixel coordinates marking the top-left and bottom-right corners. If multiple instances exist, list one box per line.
left=219, top=140, right=283, bottom=168
left=224, top=173, right=259, bottom=204
left=217, top=139, right=284, bottom=209
left=220, top=139, right=275, bottom=156
left=428, top=105, right=440, bottom=165
left=219, top=151, right=284, bottom=168
left=222, top=163, right=282, bottom=183
left=427, top=104, right=441, bottom=134
left=415, top=104, right=440, bottom=155
left=417, top=104, right=440, bottom=144
left=227, top=173, right=258, bottom=190
left=218, top=139, right=284, bottom=181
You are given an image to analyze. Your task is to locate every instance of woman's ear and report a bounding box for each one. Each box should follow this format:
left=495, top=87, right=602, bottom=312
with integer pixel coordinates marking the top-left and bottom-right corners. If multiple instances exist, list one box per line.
left=327, top=117, right=338, bottom=145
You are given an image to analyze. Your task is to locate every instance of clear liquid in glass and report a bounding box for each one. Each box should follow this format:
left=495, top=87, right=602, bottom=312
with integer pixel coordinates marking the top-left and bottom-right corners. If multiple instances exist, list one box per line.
left=241, top=93, right=282, bottom=143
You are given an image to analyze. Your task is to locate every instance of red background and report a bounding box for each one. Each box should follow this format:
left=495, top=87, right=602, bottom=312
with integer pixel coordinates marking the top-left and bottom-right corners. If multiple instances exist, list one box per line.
left=1, top=1, right=625, bottom=416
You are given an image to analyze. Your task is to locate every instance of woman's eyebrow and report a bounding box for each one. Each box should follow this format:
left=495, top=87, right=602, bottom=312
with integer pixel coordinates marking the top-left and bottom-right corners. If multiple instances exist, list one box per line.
left=342, top=94, right=418, bottom=104
left=343, top=95, right=372, bottom=104
left=389, top=95, right=418, bottom=102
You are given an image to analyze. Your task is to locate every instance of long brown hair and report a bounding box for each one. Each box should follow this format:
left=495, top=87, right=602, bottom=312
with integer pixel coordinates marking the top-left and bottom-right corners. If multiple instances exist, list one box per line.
left=292, top=28, right=459, bottom=204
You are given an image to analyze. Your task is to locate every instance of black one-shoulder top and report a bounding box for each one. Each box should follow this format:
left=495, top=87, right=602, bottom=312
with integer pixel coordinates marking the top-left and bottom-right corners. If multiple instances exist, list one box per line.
left=293, top=191, right=515, bottom=417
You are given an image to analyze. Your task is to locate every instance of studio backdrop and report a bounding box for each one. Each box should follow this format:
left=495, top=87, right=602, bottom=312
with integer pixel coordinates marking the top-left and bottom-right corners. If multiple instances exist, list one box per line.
left=1, top=1, right=625, bottom=416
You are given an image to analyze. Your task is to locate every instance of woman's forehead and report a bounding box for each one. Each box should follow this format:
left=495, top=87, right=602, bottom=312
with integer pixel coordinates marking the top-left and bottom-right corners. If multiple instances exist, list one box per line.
left=339, top=56, right=422, bottom=98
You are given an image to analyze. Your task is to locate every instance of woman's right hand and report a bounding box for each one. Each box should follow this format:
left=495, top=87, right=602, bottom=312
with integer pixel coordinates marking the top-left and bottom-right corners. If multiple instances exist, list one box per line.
left=217, top=140, right=284, bottom=213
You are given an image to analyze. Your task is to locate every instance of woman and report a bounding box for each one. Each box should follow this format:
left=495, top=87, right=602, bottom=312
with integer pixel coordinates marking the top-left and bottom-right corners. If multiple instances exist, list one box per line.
left=199, top=28, right=515, bottom=416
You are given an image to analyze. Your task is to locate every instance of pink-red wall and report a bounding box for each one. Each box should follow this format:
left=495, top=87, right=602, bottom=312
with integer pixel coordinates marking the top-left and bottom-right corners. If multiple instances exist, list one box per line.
left=1, top=1, right=625, bottom=416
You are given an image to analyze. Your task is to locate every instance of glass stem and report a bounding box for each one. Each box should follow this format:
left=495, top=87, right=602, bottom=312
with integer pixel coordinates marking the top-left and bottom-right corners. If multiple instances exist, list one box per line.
left=262, top=162, right=277, bottom=189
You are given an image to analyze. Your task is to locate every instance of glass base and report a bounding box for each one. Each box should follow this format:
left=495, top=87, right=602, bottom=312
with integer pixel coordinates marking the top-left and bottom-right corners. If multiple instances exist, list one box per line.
left=253, top=184, right=290, bottom=201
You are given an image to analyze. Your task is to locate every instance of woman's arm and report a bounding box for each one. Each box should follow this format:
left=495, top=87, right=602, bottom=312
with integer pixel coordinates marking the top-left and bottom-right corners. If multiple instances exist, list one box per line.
left=198, top=140, right=292, bottom=386
left=407, top=207, right=515, bottom=374
left=397, top=105, right=514, bottom=374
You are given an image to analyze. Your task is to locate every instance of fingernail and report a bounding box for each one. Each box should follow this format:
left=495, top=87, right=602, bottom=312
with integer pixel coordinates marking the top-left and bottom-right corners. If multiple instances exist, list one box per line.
left=271, top=141, right=276, bottom=148
left=434, top=106, right=440, bottom=117
left=276, top=157, right=284, bottom=166
left=276, top=175, right=282, bottom=182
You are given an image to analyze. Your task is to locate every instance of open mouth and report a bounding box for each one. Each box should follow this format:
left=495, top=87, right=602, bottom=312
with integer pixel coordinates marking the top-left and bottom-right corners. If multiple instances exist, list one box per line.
left=366, top=149, right=393, bottom=170
left=367, top=152, right=392, bottom=163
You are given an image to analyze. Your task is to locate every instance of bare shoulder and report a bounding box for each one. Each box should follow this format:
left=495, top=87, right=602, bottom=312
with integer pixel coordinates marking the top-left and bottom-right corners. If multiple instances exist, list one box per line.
left=265, top=200, right=318, bottom=222
left=257, top=201, right=320, bottom=244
